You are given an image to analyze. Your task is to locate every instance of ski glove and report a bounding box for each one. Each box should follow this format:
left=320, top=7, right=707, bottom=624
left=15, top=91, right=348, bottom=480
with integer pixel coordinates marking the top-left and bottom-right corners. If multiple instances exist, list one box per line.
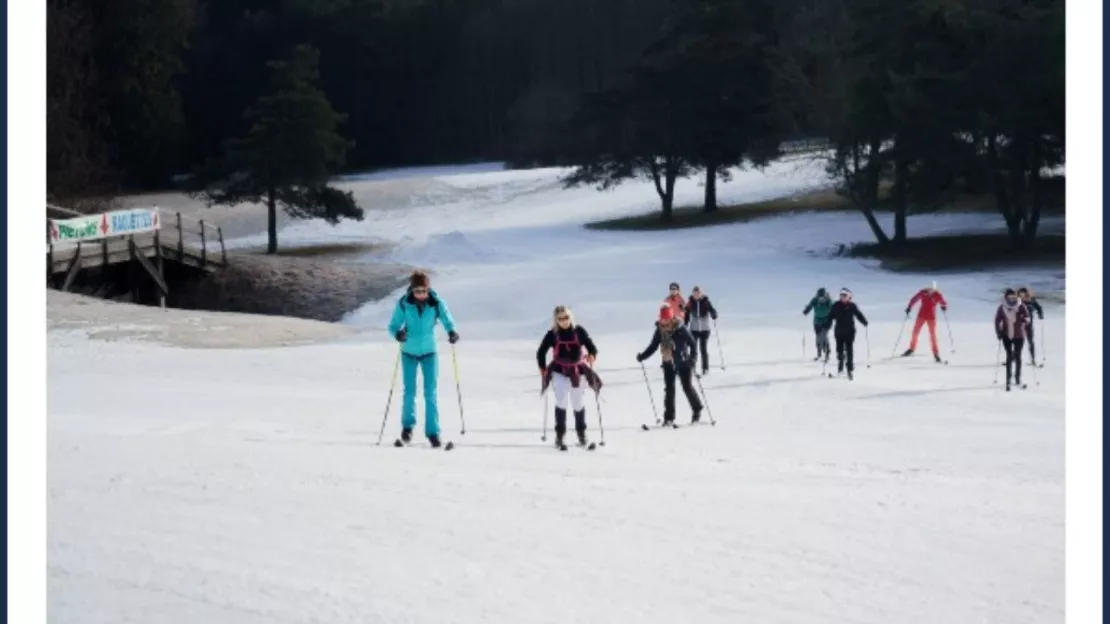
left=395, top=328, right=407, bottom=342
left=448, top=330, right=460, bottom=344
left=635, top=352, right=646, bottom=363
left=941, top=306, right=948, bottom=312
left=710, top=312, right=718, bottom=320
left=904, top=308, right=911, bottom=316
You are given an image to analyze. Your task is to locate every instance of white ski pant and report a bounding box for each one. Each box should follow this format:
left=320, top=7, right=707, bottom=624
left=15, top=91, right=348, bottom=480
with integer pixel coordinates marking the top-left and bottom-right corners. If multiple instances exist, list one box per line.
left=552, top=372, right=586, bottom=411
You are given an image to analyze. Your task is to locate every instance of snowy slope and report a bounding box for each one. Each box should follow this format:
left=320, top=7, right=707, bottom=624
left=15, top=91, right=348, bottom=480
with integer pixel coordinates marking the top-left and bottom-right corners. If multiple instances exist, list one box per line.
left=48, top=163, right=1064, bottom=623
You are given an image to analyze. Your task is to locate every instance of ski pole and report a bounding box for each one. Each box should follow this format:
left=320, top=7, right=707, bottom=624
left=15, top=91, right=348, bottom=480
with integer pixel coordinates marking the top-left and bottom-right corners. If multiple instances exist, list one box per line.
left=450, top=344, right=466, bottom=435
left=1028, top=337, right=1039, bottom=386
left=865, top=325, right=871, bottom=368
left=1041, top=323, right=1047, bottom=366
left=802, top=327, right=806, bottom=360
left=694, top=372, right=716, bottom=426
left=942, top=309, right=956, bottom=353
left=541, top=389, right=548, bottom=442
left=999, top=339, right=1007, bottom=384
left=891, top=313, right=909, bottom=358
left=712, top=318, right=726, bottom=370
left=376, top=347, right=402, bottom=445
left=640, top=361, right=660, bottom=425
left=593, top=390, right=607, bottom=446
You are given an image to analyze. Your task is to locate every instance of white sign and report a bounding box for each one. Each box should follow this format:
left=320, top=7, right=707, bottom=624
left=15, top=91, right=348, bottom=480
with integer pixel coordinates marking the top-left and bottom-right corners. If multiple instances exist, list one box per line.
left=49, top=207, right=161, bottom=245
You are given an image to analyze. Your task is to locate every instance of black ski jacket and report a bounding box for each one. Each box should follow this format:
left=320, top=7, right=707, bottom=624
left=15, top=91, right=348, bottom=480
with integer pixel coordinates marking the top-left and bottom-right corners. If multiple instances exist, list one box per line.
left=824, top=301, right=868, bottom=337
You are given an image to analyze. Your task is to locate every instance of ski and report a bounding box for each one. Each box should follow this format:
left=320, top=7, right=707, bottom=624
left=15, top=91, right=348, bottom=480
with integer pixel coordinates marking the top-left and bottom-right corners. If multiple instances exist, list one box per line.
left=641, top=422, right=679, bottom=430
left=394, top=438, right=454, bottom=450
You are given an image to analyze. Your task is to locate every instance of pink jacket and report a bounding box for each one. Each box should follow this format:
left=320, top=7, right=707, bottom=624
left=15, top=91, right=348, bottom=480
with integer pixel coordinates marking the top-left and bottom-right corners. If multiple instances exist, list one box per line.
left=995, top=301, right=1030, bottom=340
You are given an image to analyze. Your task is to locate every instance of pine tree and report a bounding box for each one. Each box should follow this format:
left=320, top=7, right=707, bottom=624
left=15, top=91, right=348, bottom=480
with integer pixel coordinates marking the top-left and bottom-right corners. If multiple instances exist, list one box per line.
left=191, top=44, right=362, bottom=254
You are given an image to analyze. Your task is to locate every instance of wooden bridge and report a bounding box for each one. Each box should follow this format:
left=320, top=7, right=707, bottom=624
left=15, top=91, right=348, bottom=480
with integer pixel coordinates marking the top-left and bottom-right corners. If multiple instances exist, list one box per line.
left=46, top=205, right=229, bottom=304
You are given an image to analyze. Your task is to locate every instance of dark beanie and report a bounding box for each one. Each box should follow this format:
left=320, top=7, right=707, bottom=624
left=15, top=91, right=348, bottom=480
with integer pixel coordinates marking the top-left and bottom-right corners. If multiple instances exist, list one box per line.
left=1004, top=288, right=1016, bottom=296
left=410, top=271, right=430, bottom=290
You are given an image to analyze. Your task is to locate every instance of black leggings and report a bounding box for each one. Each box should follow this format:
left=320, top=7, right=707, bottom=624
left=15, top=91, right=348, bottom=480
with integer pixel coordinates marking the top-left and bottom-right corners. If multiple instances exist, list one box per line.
left=692, top=330, right=710, bottom=370
left=835, top=333, right=855, bottom=372
left=1002, top=337, right=1025, bottom=382
left=662, top=361, right=702, bottom=421
left=1026, top=324, right=1036, bottom=361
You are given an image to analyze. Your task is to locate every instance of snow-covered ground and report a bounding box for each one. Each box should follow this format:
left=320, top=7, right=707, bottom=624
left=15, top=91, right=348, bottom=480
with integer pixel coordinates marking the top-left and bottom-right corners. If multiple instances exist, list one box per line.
left=48, top=162, right=1065, bottom=623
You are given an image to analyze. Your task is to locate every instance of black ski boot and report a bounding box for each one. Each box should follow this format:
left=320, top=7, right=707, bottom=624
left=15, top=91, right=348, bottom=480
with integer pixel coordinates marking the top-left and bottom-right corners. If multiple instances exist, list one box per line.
left=401, top=428, right=413, bottom=443
left=902, top=349, right=914, bottom=357
left=691, top=409, right=702, bottom=424
left=573, top=410, right=588, bottom=445
left=428, top=435, right=442, bottom=448
left=934, top=353, right=943, bottom=363
left=554, top=408, right=568, bottom=450
left=847, top=370, right=854, bottom=381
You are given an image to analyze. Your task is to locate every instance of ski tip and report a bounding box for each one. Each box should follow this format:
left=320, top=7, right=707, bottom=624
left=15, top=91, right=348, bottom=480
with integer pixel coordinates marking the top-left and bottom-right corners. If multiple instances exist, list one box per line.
left=587, top=442, right=597, bottom=451
left=641, top=424, right=650, bottom=431
left=444, top=441, right=455, bottom=451
left=393, top=439, right=403, bottom=447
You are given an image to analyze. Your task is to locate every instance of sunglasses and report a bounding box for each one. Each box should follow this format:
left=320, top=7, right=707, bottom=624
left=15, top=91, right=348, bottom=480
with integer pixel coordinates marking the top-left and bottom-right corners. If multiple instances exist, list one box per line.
left=411, top=288, right=428, bottom=295
left=557, top=316, right=570, bottom=321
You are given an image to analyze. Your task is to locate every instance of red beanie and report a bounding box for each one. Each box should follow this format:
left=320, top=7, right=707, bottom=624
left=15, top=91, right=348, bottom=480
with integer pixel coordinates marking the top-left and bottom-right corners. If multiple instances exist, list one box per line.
left=659, top=305, right=674, bottom=321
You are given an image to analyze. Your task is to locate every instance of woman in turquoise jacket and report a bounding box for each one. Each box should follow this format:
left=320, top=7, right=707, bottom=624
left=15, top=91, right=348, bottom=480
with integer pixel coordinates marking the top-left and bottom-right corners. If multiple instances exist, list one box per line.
left=387, top=271, right=459, bottom=447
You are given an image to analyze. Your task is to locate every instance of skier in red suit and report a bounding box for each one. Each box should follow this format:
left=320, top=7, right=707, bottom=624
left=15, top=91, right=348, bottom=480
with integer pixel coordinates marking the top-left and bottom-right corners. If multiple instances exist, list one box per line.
left=902, top=281, right=948, bottom=362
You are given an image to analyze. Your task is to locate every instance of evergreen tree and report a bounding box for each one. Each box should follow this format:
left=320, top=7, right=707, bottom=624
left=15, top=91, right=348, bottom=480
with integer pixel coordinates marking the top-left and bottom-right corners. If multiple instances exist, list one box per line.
left=191, top=44, right=362, bottom=254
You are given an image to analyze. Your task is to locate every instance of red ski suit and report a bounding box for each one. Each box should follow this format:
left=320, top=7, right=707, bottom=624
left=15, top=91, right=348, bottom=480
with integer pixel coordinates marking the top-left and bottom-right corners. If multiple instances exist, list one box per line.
left=907, top=289, right=948, bottom=354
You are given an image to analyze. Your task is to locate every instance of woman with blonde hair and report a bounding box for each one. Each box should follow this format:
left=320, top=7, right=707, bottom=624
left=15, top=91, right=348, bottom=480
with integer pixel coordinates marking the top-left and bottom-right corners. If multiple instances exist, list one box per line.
left=536, top=305, right=601, bottom=450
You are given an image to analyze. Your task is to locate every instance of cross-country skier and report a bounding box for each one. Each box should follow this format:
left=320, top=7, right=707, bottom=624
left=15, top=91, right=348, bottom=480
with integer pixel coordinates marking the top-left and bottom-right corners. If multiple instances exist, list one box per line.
left=663, top=282, right=686, bottom=323
left=684, top=285, right=718, bottom=374
left=1016, top=287, right=1045, bottom=365
left=902, top=281, right=948, bottom=362
left=387, top=270, right=459, bottom=448
left=536, top=305, right=601, bottom=449
left=803, top=287, right=833, bottom=362
left=995, top=288, right=1030, bottom=390
left=637, top=304, right=703, bottom=425
left=824, top=288, right=869, bottom=380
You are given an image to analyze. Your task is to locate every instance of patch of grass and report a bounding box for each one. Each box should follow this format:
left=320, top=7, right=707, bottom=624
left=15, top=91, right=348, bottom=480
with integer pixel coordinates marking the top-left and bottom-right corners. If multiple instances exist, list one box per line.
left=586, top=188, right=853, bottom=231
left=585, top=180, right=1063, bottom=233
left=245, top=241, right=393, bottom=258
left=842, top=233, right=1065, bottom=273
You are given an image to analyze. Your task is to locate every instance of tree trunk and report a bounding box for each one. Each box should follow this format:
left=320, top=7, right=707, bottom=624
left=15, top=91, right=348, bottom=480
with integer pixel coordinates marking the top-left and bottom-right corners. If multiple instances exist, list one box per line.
left=663, top=162, right=677, bottom=220
left=1025, top=148, right=1043, bottom=244
left=267, top=185, right=278, bottom=255
left=893, top=150, right=908, bottom=243
left=862, top=138, right=890, bottom=244
left=703, top=161, right=719, bottom=213
left=987, top=135, right=1022, bottom=244
left=650, top=158, right=674, bottom=220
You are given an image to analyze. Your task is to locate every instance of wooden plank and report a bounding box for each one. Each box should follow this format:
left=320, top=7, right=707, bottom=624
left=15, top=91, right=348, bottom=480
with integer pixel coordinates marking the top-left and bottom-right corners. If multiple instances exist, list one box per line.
left=177, top=212, right=184, bottom=261
left=155, top=230, right=166, bottom=308
left=130, top=238, right=168, bottom=296
left=61, top=243, right=83, bottom=292
left=49, top=231, right=220, bottom=275
left=199, top=219, right=207, bottom=266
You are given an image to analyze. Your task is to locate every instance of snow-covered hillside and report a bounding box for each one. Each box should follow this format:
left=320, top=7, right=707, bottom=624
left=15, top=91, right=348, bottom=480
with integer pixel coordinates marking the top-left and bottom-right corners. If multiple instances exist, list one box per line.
left=48, top=162, right=1065, bottom=623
